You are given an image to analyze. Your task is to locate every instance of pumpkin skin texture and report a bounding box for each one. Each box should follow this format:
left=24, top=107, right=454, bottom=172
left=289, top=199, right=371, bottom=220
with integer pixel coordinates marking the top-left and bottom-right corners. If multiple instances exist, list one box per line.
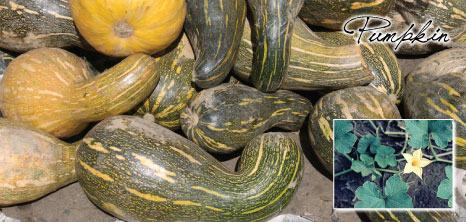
left=387, top=0, right=466, bottom=54
left=69, top=0, right=186, bottom=57
left=247, top=0, right=304, bottom=92
left=184, top=0, right=246, bottom=88
left=0, top=0, right=85, bottom=52
left=180, top=83, right=312, bottom=154
left=0, top=118, right=77, bottom=206
left=1, top=48, right=160, bottom=138
left=308, top=86, right=401, bottom=173
left=76, top=115, right=303, bottom=222
left=403, top=49, right=466, bottom=169
left=299, top=0, right=395, bottom=30
left=363, top=210, right=456, bottom=222
left=134, top=35, right=197, bottom=130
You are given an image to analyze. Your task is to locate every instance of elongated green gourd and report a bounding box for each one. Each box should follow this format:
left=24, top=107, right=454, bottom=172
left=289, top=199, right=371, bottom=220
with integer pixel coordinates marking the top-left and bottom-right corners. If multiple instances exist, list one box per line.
left=388, top=0, right=466, bottom=54
left=76, top=115, right=303, bottom=222
left=363, top=210, right=456, bottom=222
left=0, top=118, right=77, bottom=206
left=0, top=0, right=85, bottom=52
left=235, top=18, right=403, bottom=104
left=308, top=86, right=401, bottom=173
left=247, top=0, right=304, bottom=92
left=299, top=0, right=395, bottom=30
left=184, top=0, right=246, bottom=88
left=180, top=83, right=312, bottom=154
left=134, top=35, right=197, bottom=130
left=403, top=48, right=466, bottom=169
left=1, top=48, right=160, bottom=138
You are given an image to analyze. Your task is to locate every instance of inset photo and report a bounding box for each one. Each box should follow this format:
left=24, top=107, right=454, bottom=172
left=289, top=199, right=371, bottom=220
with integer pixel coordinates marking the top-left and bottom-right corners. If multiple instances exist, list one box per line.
left=333, top=119, right=454, bottom=209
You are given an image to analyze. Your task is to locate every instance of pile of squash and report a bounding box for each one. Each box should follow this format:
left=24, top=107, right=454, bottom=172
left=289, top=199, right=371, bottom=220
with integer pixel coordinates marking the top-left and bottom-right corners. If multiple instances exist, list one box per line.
left=0, top=0, right=464, bottom=221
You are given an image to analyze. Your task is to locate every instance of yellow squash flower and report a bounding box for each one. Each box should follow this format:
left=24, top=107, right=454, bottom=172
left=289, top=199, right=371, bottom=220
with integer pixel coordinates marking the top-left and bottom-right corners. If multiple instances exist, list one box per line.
left=402, top=149, right=432, bottom=179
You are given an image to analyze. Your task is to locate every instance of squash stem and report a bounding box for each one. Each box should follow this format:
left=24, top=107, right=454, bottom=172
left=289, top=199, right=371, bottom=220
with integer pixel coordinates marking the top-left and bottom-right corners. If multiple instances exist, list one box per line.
left=343, top=153, right=353, bottom=161
left=383, top=131, right=406, bottom=135
left=376, top=168, right=401, bottom=174
left=334, top=168, right=353, bottom=177
left=369, top=120, right=377, bottom=131
left=436, top=152, right=452, bottom=158
left=395, top=132, right=409, bottom=156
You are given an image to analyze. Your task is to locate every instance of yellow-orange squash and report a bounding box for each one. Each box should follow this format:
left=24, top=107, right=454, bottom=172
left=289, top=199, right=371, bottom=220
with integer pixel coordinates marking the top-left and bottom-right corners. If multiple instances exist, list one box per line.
left=69, top=0, right=186, bottom=57
left=0, top=48, right=160, bottom=138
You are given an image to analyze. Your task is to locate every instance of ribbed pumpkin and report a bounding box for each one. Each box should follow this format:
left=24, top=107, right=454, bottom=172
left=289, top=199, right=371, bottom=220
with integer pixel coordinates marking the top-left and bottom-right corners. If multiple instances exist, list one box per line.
left=1, top=48, right=160, bottom=138
left=180, top=83, right=312, bottom=154
left=299, top=0, right=395, bottom=30
left=0, top=0, right=85, bottom=52
left=247, top=0, right=304, bottom=92
left=76, top=115, right=303, bottom=222
left=184, top=0, right=246, bottom=88
left=69, top=0, right=186, bottom=57
left=0, top=118, right=77, bottom=206
left=387, top=0, right=466, bottom=54
left=362, top=210, right=456, bottom=222
left=134, top=35, right=197, bottom=130
left=234, top=19, right=403, bottom=104
left=403, top=48, right=466, bottom=169
left=308, top=86, right=401, bottom=173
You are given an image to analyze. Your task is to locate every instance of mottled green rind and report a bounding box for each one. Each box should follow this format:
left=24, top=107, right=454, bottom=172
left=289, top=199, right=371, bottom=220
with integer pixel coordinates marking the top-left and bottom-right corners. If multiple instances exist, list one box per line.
left=247, top=0, right=304, bottom=92
left=363, top=210, right=456, bottom=222
left=308, top=86, right=401, bottom=173
left=134, top=36, right=197, bottom=130
left=76, top=115, right=303, bottom=222
left=299, top=0, right=395, bottom=30
left=234, top=19, right=374, bottom=91
left=184, top=0, right=246, bottom=88
left=181, top=83, right=312, bottom=154
left=0, top=0, right=85, bottom=52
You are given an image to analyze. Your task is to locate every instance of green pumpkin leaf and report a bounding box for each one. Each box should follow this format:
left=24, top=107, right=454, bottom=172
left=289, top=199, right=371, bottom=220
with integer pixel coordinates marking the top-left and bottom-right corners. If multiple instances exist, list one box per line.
left=384, top=176, right=413, bottom=208
left=437, top=166, right=453, bottom=207
left=405, top=120, right=429, bottom=148
left=351, top=154, right=375, bottom=177
left=357, top=134, right=381, bottom=154
left=354, top=182, right=385, bottom=208
left=429, top=120, right=452, bottom=148
left=334, top=120, right=357, bottom=154
left=374, top=145, right=397, bottom=168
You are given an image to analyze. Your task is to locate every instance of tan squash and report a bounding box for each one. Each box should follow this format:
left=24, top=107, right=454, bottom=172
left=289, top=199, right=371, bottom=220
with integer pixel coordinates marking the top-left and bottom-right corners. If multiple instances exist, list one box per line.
left=69, top=0, right=186, bottom=57
left=1, top=48, right=160, bottom=138
left=0, top=118, right=77, bottom=206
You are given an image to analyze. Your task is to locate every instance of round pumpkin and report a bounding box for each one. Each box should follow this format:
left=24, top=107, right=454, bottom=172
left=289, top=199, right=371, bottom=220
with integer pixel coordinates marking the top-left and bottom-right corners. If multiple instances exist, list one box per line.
left=69, top=0, right=186, bottom=57
left=308, top=86, right=402, bottom=173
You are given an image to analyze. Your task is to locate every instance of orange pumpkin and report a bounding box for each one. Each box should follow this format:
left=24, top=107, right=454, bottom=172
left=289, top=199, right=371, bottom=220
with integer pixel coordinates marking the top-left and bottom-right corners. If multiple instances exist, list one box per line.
left=69, top=0, right=186, bottom=57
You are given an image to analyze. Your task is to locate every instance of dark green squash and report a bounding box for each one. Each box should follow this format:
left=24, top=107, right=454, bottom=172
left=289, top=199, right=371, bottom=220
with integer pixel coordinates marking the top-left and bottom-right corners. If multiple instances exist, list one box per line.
left=0, top=0, right=85, bottom=52
left=246, top=0, right=304, bottom=92
left=362, top=210, right=456, bottom=222
left=0, top=118, right=77, bottom=206
left=184, top=0, right=246, bottom=88
left=76, top=115, right=303, bottom=222
left=134, top=35, right=197, bottom=130
left=308, top=86, right=401, bottom=173
left=403, top=49, right=466, bottom=169
left=299, top=0, right=395, bottom=30
left=180, top=83, right=312, bottom=154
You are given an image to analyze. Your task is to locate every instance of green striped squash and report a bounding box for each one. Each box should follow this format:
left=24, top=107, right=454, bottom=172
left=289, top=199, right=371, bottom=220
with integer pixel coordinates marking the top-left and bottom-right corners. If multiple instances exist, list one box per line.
left=134, top=35, right=196, bottom=130
left=314, top=31, right=404, bottom=104
left=403, top=48, right=466, bottom=169
left=299, top=0, right=395, bottom=30
left=247, top=0, right=304, bottom=92
left=180, top=83, right=312, bottom=154
left=362, top=210, right=456, bottom=222
left=0, top=0, right=85, bottom=52
left=184, top=0, right=246, bottom=88
left=388, top=0, right=466, bottom=54
left=308, top=86, right=401, bottom=173
left=0, top=118, right=77, bottom=206
left=76, top=115, right=303, bottom=222
left=1, top=48, right=160, bottom=138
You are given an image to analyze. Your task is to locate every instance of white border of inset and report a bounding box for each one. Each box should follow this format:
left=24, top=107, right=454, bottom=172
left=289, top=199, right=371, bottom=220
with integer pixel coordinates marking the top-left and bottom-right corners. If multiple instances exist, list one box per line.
left=332, top=119, right=456, bottom=212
